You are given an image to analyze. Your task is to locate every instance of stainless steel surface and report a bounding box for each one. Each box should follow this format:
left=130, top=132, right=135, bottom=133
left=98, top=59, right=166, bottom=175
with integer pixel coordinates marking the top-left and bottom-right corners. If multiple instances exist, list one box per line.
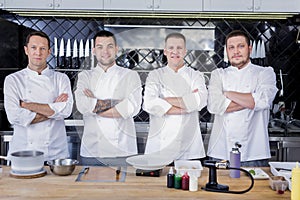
left=47, top=158, right=79, bottom=176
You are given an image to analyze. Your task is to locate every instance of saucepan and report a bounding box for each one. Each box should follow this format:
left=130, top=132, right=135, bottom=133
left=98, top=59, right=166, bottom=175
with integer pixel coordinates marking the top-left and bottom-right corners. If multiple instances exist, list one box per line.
left=0, top=150, right=44, bottom=173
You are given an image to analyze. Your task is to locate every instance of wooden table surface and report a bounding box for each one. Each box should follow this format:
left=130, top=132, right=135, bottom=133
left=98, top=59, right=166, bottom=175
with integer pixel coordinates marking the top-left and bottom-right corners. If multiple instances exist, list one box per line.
left=0, top=166, right=290, bottom=199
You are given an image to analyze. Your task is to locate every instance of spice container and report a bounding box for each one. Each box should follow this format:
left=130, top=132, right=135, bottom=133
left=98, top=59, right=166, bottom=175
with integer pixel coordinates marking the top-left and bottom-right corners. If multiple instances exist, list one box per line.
left=269, top=176, right=288, bottom=192
left=181, top=172, right=189, bottom=190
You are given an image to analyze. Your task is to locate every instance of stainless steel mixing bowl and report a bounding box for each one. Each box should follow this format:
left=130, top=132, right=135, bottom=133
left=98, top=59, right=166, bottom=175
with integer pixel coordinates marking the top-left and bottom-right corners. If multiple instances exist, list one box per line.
left=47, top=158, right=79, bottom=176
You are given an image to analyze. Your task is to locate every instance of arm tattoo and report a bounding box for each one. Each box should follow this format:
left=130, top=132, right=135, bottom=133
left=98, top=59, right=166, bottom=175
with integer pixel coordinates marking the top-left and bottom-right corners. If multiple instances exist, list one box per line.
left=93, top=99, right=120, bottom=114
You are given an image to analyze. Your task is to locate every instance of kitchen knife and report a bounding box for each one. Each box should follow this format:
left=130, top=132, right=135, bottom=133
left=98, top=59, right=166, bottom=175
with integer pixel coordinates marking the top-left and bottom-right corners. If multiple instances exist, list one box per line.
left=256, top=40, right=262, bottom=65
left=54, top=37, right=58, bottom=57
left=54, top=37, right=58, bottom=68
left=79, top=39, right=84, bottom=69
left=75, top=166, right=90, bottom=182
left=260, top=40, right=266, bottom=66
left=72, top=39, right=79, bottom=69
left=58, top=38, right=65, bottom=68
left=279, top=69, right=284, bottom=97
left=84, top=39, right=90, bottom=69
left=65, top=39, right=71, bottom=69
left=223, top=44, right=228, bottom=64
left=251, top=40, right=256, bottom=59
left=90, top=39, right=94, bottom=68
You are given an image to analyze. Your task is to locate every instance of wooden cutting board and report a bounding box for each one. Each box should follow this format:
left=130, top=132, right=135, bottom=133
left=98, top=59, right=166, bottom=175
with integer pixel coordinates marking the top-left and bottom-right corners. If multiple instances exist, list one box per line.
left=77, top=166, right=126, bottom=182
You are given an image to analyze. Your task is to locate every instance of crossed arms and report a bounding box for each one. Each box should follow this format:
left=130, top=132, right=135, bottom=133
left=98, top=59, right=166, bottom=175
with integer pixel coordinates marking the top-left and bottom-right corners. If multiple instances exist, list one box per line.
left=20, top=93, right=69, bottom=124
left=224, top=91, right=255, bottom=113
left=83, top=89, right=122, bottom=118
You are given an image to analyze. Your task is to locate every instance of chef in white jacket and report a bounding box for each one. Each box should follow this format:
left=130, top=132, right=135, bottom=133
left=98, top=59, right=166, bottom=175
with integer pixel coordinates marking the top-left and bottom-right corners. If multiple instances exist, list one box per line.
left=75, top=30, right=142, bottom=166
left=4, top=31, right=73, bottom=161
left=143, top=32, right=207, bottom=160
left=207, top=30, right=278, bottom=167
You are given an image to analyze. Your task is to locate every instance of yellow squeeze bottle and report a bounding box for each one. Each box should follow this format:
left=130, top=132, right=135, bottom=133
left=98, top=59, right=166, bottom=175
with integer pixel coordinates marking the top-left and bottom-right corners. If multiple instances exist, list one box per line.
left=292, top=162, right=300, bottom=200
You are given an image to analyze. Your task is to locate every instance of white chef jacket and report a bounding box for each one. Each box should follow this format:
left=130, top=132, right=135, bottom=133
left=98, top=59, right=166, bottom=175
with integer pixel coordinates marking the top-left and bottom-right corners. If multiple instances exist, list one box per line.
left=143, top=66, right=207, bottom=160
left=4, top=67, right=73, bottom=161
left=74, top=64, right=142, bottom=158
left=207, top=62, right=278, bottom=162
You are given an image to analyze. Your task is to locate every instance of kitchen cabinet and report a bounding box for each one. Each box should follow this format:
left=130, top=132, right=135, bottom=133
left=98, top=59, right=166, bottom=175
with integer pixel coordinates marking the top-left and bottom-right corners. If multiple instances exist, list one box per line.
left=203, top=0, right=252, bottom=12
left=104, top=0, right=152, bottom=11
left=4, top=0, right=103, bottom=10
left=53, top=0, right=103, bottom=10
left=103, top=0, right=202, bottom=12
left=254, top=0, right=300, bottom=13
left=203, top=0, right=300, bottom=13
left=5, top=0, right=54, bottom=9
left=156, top=0, right=202, bottom=12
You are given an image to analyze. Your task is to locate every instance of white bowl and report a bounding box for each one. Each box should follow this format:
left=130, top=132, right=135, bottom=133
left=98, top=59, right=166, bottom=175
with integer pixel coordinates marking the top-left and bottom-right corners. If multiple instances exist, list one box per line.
left=126, top=154, right=173, bottom=170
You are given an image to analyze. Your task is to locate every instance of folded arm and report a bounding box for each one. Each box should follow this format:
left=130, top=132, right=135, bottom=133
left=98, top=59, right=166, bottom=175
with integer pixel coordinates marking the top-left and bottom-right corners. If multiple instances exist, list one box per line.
left=20, top=93, right=69, bottom=124
left=224, top=91, right=255, bottom=113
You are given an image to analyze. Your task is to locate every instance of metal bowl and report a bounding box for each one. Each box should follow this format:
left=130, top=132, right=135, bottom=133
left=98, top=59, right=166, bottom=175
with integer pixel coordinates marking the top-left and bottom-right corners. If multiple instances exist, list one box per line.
left=47, top=159, right=79, bottom=176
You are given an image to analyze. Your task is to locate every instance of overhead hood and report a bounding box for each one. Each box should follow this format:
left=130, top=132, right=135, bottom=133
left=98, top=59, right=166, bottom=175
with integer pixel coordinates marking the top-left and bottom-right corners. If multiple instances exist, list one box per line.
left=4, top=9, right=298, bottom=20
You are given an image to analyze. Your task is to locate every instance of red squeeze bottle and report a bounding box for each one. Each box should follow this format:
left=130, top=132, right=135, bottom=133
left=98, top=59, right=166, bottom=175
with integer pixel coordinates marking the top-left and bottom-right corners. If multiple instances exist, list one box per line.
left=181, top=172, right=189, bottom=190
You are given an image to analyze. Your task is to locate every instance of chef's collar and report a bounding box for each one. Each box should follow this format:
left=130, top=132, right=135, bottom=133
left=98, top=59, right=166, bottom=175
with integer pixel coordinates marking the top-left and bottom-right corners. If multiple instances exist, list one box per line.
left=95, top=64, right=117, bottom=73
left=229, top=61, right=251, bottom=71
left=26, top=66, right=51, bottom=76
left=166, top=65, right=187, bottom=73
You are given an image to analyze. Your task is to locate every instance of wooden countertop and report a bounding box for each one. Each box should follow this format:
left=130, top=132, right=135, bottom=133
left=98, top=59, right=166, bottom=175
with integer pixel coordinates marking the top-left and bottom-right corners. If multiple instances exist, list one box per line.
left=0, top=166, right=290, bottom=199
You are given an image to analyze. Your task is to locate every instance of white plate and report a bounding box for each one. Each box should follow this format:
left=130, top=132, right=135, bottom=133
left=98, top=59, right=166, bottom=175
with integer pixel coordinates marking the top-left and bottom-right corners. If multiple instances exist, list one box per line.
left=126, top=154, right=173, bottom=170
left=243, top=167, right=269, bottom=179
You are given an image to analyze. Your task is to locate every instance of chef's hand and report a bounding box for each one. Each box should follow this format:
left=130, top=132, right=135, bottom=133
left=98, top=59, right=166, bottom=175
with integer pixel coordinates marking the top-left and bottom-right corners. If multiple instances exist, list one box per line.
left=83, top=89, right=95, bottom=98
left=54, top=93, right=68, bottom=103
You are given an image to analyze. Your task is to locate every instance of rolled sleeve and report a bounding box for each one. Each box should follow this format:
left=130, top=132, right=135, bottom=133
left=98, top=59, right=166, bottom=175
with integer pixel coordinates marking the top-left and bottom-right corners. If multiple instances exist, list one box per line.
left=74, top=71, right=99, bottom=115
left=115, top=99, right=134, bottom=119
left=182, top=92, right=199, bottom=113
left=183, top=71, right=208, bottom=113
left=4, top=75, right=36, bottom=127
left=252, top=67, right=278, bottom=111
left=143, top=70, right=173, bottom=117
left=116, top=71, right=142, bottom=119
left=48, top=74, right=73, bottom=119
left=207, top=69, right=230, bottom=115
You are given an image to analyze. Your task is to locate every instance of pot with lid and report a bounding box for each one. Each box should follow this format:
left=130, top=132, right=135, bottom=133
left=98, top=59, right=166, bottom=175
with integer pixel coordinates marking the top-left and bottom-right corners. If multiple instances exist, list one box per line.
left=0, top=150, right=44, bottom=173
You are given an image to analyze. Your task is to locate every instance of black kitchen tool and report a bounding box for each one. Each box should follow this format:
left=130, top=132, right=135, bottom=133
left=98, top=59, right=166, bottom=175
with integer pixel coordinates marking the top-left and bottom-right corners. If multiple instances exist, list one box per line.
left=136, top=169, right=161, bottom=177
left=202, top=160, right=254, bottom=194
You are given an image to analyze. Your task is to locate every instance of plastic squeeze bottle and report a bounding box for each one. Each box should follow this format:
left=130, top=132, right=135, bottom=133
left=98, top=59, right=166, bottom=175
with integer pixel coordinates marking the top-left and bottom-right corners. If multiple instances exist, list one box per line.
left=181, top=172, right=189, bottom=190
left=167, top=167, right=174, bottom=188
left=292, top=162, right=300, bottom=200
left=174, top=172, right=182, bottom=189
left=189, top=175, right=198, bottom=192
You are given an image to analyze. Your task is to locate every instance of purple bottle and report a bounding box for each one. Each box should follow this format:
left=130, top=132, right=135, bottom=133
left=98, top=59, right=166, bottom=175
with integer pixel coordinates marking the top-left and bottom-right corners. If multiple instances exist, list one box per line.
left=230, top=143, right=241, bottom=178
